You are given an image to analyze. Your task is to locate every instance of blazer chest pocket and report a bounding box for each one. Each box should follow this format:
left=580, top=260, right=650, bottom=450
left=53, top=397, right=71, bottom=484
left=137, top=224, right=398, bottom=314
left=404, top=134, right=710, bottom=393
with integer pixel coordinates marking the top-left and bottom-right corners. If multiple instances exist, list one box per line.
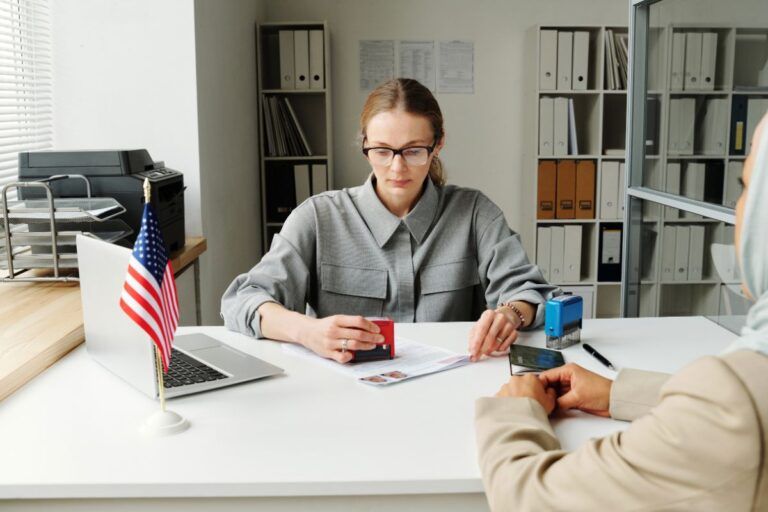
left=420, top=259, right=480, bottom=295
left=319, top=263, right=387, bottom=317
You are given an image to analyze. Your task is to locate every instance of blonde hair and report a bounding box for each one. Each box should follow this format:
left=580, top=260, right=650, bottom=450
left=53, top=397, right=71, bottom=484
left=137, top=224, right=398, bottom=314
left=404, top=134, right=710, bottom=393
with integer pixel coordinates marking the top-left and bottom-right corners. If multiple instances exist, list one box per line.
left=360, top=78, right=446, bottom=186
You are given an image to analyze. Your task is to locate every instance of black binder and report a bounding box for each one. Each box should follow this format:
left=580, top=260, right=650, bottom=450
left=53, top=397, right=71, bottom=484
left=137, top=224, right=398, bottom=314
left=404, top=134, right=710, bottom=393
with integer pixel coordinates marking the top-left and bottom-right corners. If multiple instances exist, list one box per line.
left=598, top=223, right=623, bottom=282
left=730, top=95, right=748, bottom=156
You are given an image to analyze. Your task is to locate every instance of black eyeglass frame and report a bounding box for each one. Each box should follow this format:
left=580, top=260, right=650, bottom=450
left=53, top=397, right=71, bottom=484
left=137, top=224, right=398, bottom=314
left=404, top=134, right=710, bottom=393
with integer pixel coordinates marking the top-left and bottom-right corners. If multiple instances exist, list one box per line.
left=361, top=139, right=439, bottom=161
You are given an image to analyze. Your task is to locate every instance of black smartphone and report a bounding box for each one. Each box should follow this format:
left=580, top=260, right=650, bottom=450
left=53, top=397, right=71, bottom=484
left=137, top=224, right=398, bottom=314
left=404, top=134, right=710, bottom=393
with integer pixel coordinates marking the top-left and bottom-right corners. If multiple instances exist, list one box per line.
left=508, top=345, right=565, bottom=374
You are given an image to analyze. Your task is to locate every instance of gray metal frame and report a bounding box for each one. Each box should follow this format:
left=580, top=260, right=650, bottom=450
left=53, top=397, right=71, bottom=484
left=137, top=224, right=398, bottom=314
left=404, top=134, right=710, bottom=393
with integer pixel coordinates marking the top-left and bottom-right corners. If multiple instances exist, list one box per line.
left=621, top=0, right=737, bottom=316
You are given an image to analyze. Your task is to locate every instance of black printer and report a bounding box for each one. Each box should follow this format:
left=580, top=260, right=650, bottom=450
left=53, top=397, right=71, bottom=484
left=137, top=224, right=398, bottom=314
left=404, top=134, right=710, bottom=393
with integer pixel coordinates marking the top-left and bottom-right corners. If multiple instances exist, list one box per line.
left=18, top=150, right=185, bottom=252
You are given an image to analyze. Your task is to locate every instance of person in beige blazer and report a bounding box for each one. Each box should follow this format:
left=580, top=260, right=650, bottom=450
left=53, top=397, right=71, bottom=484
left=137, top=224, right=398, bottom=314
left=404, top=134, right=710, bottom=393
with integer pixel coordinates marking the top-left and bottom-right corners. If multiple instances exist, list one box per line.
left=475, top=113, right=768, bottom=512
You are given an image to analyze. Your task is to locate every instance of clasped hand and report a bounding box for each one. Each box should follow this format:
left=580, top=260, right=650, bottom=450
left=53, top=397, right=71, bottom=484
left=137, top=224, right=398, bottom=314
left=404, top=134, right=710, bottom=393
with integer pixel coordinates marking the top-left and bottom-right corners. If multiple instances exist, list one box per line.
left=495, top=363, right=613, bottom=417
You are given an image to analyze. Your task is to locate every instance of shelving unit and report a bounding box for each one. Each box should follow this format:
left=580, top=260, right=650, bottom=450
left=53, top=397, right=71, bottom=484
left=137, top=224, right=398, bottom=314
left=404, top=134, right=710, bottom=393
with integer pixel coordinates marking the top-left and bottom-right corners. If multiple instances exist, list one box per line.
left=256, top=22, right=333, bottom=252
left=535, top=23, right=766, bottom=319
left=535, top=25, right=635, bottom=319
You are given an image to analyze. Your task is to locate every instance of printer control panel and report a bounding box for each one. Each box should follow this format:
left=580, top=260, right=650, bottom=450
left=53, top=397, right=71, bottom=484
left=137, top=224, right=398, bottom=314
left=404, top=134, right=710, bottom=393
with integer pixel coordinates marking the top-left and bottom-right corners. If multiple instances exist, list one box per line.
left=136, top=168, right=179, bottom=181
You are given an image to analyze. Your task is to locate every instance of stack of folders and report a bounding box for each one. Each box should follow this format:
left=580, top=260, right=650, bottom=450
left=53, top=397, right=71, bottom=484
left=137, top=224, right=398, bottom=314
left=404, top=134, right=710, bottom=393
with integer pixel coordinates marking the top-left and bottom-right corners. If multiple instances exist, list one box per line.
left=604, top=29, right=629, bottom=90
left=537, top=160, right=595, bottom=220
left=599, top=161, right=625, bottom=220
left=539, top=97, right=579, bottom=156
left=670, top=31, right=718, bottom=91
left=660, top=225, right=706, bottom=282
left=278, top=29, right=325, bottom=90
left=266, top=164, right=328, bottom=222
left=263, top=96, right=313, bottom=157
left=539, top=30, right=590, bottom=91
left=536, top=225, right=582, bottom=284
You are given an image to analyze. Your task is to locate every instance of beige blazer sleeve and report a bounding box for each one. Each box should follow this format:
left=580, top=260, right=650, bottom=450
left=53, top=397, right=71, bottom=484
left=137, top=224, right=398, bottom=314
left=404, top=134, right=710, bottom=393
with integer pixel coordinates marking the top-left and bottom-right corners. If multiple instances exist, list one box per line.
left=475, top=356, right=760, bottom=511
left=609, top=368, right=671, bottom=421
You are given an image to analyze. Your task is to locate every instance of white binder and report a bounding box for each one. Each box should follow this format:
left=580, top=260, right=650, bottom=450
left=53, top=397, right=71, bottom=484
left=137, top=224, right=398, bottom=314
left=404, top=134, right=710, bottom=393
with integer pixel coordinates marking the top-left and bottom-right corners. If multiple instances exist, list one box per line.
left=668, top=98, right=681, bottom=154
left=724, top=161, right=743, bottom=208
left=293, top=164, right=311, bottom=204
left=678, top=97, right=695, bottom=155
left=684, top=162, right=706, bottom=202
left=563, top=225, right=582, bottom=282
left=702, top=98, right=728, bottom=155
left=665, top=162, right=681, bottom=219
left=674, top=226, right=691, bottom=281
left=700, top=32, right=717, bottom=91
left=536, top=227, right=552, bottom=282
left=600, top=161, right=619, bottom=220
left=539, top=30, right=558, bottom=90
left=550, top=226, right=565, bottom=282
left=618, top=162, right=626, bottom=219
left=557, top=31, right=573, bottom=90
left=560, top=285, right=594, bottom=319
left=572, top=31, right=589, bottom=91
left=684, top=32, right=702, bottom=90
left=661, top=225, right=677, bottom=282
left=688, top=225, right=705, bottom=281
left=309, top=30, right=325, bottom=90
left=670, top=32, right=686, bottom=90
left=746, top=98, right=768, bottom=154
left=279, top=30, right=295, bottom=89
left=539, top=97, right=554, bottom=156
left=554, top=97, right=569, bottom=156
left=311, top=164, right=328, bottom=195
left=293, top=30, right=309, bottom=89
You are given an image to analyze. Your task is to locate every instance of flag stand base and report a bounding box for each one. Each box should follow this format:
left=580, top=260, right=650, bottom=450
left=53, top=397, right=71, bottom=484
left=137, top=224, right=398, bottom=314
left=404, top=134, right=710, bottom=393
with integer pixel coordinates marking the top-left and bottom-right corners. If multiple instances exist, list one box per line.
left=140, top=409, right=190, bottom=437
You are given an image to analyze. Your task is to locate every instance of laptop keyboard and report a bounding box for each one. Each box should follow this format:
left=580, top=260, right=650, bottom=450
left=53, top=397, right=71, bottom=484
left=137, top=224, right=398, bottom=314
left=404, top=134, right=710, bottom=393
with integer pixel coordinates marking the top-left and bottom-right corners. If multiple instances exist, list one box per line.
left=164, top=348, right=228, bottom=388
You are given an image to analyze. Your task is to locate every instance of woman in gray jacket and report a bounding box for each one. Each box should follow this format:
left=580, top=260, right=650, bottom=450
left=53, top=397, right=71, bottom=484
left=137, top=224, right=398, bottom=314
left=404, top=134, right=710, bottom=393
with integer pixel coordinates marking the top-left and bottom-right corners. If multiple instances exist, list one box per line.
left=475, top=112, right=768, bottom=511
left=222, top=79, right=556, bottom=364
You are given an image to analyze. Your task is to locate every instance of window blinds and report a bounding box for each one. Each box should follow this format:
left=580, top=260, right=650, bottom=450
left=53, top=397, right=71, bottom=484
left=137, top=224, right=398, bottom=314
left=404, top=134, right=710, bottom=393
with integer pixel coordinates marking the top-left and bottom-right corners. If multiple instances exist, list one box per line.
left=0, top=0, right=51, bottom=196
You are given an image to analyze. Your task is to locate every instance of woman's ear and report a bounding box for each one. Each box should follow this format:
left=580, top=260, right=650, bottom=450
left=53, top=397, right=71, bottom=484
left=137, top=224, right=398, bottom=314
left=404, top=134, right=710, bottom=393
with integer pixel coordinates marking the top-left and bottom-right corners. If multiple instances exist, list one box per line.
left=435, top=133, right=446, bottom=155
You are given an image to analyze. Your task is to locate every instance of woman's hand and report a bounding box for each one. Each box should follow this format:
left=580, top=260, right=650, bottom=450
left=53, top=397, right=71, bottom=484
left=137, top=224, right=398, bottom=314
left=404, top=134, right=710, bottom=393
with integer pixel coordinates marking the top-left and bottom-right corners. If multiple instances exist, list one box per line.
left=468, top=308, right=521, bottom=362
left=539, top=363, right=613, bottom=417
left=300, top=315, right=383, bottom=364
left=495, top=374, right=557, bottom=415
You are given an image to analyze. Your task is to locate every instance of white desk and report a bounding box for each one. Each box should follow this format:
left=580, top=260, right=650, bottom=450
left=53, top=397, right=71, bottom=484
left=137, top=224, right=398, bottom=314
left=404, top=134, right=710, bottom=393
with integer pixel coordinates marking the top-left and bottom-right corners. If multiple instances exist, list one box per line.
left=0, top=317, right=736, bottom=511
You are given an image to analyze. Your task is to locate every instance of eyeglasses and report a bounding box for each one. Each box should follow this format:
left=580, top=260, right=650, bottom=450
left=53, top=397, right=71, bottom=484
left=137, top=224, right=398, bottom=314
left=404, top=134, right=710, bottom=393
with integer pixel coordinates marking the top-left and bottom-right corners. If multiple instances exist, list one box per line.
left=362, top=140, right=437, bottom=167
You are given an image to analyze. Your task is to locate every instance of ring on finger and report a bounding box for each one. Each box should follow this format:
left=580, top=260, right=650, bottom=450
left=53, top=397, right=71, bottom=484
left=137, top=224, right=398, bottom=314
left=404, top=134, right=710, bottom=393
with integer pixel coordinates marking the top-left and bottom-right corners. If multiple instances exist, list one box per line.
left=496, top=336, right=505, bottom=345
left=341, top=338, right=348, bottom=353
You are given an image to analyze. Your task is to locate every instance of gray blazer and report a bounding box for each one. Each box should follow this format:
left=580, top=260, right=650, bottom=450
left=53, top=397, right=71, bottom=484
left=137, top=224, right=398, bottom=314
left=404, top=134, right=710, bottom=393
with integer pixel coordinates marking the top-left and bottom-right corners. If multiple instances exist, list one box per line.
left=475, top=350, right=768, bottom=511
left=221, top=177, right=557, bottom=337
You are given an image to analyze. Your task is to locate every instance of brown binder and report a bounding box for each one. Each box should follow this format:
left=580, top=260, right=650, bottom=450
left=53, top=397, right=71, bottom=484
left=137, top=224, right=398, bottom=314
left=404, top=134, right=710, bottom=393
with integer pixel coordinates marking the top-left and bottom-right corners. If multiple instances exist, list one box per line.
left=556, top=160, right=576, bottom=219
left=537, top=160, right=557, bottom=219
left=575, top=160, right=596, bottom=219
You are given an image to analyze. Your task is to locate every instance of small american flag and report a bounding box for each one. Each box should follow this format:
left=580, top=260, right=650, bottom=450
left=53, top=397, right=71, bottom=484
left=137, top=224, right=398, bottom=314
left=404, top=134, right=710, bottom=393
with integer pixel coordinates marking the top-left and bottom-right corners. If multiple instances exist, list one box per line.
left=119, top=203, right=179, bottom=371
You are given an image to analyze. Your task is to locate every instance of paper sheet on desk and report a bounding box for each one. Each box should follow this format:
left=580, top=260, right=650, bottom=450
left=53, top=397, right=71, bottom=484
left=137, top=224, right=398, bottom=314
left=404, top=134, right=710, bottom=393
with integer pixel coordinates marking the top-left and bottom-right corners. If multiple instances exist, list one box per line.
left=282, top=337, right=470, bottom=386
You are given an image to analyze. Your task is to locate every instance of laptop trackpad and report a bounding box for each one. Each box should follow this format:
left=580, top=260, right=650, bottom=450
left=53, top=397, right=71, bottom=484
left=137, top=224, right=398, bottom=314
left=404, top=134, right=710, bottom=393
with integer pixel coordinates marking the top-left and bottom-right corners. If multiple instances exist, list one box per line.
left=176, top=333, right=223, bottom=351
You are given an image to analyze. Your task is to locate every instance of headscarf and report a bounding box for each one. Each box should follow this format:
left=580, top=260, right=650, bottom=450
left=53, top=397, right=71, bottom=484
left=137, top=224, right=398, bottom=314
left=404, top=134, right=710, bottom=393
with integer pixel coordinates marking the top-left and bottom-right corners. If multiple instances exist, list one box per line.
left=723, top=113, right=768, bottom=356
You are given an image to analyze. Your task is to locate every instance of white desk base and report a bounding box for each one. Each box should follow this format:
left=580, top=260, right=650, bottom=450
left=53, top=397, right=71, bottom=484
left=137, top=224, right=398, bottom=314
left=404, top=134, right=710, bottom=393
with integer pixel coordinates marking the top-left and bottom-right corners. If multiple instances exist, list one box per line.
left=0, top=317, right=736, bottom=511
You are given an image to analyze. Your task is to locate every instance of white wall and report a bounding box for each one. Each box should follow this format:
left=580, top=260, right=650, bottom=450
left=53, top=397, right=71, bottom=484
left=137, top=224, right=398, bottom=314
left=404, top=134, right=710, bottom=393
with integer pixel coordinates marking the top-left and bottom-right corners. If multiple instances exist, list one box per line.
left=194, top=0, right=266, bottom=324
left=52, top=0, right=201, bottom=323
left=263, top=0, right=631, bottom=255
left=53, top=0, right=266, bottom=325
left=52, top=0, right=202, bottom=234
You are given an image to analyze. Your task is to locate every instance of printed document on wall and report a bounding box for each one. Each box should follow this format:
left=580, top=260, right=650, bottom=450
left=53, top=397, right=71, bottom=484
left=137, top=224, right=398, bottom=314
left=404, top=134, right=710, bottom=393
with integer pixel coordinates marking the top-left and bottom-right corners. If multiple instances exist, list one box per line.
left=399, top=40, right=436, bottom=92
left=360, top=40, right=395, bottom=91
left=438, top=40, right=474, bottom=93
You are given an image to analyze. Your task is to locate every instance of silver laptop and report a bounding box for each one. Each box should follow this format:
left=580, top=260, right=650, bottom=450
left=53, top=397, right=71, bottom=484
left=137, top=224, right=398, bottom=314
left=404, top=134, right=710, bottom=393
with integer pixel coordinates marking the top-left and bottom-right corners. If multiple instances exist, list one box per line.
left=76, top=235, right=283, bottom=399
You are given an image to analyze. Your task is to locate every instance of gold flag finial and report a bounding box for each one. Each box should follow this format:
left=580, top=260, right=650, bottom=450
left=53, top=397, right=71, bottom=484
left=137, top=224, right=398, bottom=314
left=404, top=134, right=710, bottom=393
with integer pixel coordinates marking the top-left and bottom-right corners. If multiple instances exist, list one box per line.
left=143, top=178, right=151, bottom=203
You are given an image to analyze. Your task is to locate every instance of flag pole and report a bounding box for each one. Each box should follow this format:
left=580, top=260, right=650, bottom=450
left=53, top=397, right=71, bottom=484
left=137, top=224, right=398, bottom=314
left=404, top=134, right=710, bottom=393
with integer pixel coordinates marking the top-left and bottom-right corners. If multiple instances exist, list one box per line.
left=143, top=178, right=168, bottom=413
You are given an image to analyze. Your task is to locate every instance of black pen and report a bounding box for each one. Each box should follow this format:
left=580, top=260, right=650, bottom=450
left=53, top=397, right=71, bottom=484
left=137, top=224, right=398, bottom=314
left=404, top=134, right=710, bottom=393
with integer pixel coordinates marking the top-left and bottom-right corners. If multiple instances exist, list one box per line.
left=583, top=344, right=616, bottom=371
